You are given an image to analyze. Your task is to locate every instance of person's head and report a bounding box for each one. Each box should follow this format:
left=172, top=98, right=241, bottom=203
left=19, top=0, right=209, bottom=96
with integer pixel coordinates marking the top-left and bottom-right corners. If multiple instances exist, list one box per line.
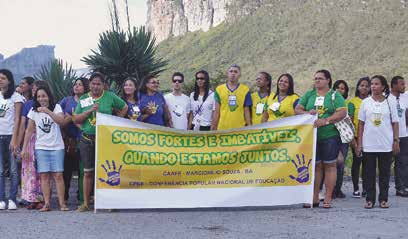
left=355, top=76, right=370, bottom=97
left=33, top=86, right=56, bottom=111
left=370, top=75, right=390, bottom=97
left=274, top=73, right=294, bottom=98
left=0, top=69, right=15, bottom=99
left=391, top=76, right=405, bottom=94
left=256, top=72, right=272, bottom=95
left=20, top=76, right=35, bottom=98
left=32, top=80, right=50, bottom=97
left=171, top=72, right=184, bottom=92
left=333, top=80, right=349, bottom=99
left=193, top=70, right=210, bottom=101
left=73, top=77, right=89, bottom=96
left=314, top=69, right=332, bottom=89
left=89, top=72, right=105, bottom=96
left=15, top=86, right=23, bottom=94
left=122, top=77, right=138, bottom=101
left=140, top=75, right=160, bottom=94
left=227, top=64, right=241, bottom=83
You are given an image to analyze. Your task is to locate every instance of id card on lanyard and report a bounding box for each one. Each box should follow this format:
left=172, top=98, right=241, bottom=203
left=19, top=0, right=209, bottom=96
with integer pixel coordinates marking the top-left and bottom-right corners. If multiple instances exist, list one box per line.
left=228, top=95, right=237, bottom=107
left=314, top=96, right=325, bottom=107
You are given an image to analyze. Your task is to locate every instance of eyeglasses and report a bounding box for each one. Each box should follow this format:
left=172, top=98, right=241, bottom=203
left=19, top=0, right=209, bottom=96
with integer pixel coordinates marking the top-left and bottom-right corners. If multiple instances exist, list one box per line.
left=196, top=77, right=206, bottom=81
left=314, top=77, right=326, bottom=81
left=149, top=81, right=160, bottom=85
left=172, top=79, right=183, bottom=83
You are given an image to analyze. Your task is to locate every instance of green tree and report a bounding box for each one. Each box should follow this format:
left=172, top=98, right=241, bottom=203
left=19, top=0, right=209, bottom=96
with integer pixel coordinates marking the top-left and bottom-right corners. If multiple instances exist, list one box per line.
left=82, top=26, right=168, bottom=93
left=35, top=59, right=80, bottom=102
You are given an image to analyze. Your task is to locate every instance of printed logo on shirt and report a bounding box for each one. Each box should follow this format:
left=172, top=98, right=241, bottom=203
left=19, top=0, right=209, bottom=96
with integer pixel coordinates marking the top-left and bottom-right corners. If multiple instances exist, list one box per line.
left=38, top=117, right=54, bottom=133
left=148, top=101, right=158, bottom=114
left=128, top=105, right=140, bottom=121
left=370, top=113, right=382, bottom=127
left=0, top=101, right=10, bottom=118
left=316, top=106, right=328, bottom=117
left=173, top=105, right=184, bottom=117
left=88, top=112, right=96, bottom=126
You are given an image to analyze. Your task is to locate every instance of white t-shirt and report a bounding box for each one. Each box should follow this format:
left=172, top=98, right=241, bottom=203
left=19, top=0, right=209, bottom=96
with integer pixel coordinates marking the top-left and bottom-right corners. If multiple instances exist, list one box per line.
left=358, top=96, right=399, bottom=152
left=0, top=92, right=25, bottom=135
left=190, top=90, right=215, bottom=129
left=389, top=94, right=407, bottom=138
left=27, top=104, right=65, bottom=150
left=164, top=93, right=191, bottom=130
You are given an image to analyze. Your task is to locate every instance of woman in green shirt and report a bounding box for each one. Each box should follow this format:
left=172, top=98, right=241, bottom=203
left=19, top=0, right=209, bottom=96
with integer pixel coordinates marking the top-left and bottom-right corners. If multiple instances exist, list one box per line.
left=295, top=70, right=347, bottom=208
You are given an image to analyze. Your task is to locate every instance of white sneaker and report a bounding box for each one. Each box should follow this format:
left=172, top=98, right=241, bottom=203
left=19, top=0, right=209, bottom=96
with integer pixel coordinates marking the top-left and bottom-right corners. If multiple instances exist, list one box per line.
left=7, top=200, right=17, bottom=210
left=0, top=201, right=6, bottom=210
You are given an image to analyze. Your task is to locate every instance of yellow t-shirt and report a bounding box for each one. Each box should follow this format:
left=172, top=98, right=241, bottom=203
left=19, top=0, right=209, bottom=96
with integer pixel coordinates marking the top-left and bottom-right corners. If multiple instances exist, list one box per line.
left=266, top=93, right=300, bottom=121
left=214, top=83, right=251, bottom=130
left=348, top=97, right=363, bottom=135
left=251, top=91, right=269, bottom=125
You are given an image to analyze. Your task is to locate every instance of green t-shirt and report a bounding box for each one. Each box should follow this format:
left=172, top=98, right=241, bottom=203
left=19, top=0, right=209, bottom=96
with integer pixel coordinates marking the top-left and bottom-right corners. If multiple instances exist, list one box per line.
left=75, top=91, right=126, bottom=135
left=298, top=89, right=346, bottom=141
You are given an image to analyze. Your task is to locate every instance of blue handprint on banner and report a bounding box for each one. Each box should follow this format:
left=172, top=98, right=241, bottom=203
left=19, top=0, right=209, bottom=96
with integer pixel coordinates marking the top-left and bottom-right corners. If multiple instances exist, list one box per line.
left=289, top=154, right=312, bottom=183
left=99, top=160, right=122, bottom=186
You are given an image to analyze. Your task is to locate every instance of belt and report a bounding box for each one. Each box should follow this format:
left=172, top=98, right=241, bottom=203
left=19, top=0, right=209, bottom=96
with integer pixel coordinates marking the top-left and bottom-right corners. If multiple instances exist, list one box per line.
left=82, top=133, right=96, bottom=141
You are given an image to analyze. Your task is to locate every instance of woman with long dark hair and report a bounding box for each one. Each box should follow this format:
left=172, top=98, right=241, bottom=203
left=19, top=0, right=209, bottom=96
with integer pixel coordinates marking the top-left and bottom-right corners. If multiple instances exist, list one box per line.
left=357, top=75, right=399, bottom=209
left=0, top=69, right=24, bottom=210
left=295, top=70, right=347, bottom=208
left=251, top=72, right=271, bottom=125
left=348, top=77, right=370, bottom=198
left=19, top=76, right=35, bottom=101
left=21, top=86, right=67, bottom=211
left=121, top=77, right=140, bottom=121
left=263, top=73, right=299, bottom=122
left=188, top=70, right=215, bottom=131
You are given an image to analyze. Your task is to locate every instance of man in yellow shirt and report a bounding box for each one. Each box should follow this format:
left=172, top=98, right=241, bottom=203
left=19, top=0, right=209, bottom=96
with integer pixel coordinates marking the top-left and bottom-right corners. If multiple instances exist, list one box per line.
left=211, top=64, right=252, bottom=130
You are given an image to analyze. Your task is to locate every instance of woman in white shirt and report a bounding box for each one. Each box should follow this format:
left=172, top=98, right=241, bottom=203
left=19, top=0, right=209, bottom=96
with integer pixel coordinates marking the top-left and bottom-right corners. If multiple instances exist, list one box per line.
left=357, top=75, right=399, bottom=209
left=188, top=70, right=214, bottom=131
left=22, top=86, right=68, bottom=212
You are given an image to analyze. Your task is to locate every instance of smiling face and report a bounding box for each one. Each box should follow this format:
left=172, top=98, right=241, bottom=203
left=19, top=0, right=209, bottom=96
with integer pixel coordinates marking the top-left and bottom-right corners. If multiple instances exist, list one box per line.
left=147, top=78, right=160, bottom=92
left=256, top=73, right=269, bottom=89
left=172, top=75, right=183, bottom=91
left=336, top=82, right=347, bottom=97
left=123, top=79, right=137, bottom=96
left=0, top=73, right=10, bottom=90
left=19, top=79, right=32, bottom=95
left=278, top=75, right=290, bottom=92
left=36, top=89, right=49, bottom=107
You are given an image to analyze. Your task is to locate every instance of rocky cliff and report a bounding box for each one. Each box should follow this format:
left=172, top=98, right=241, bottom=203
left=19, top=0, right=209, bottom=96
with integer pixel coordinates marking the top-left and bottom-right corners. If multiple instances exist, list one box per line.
left=0, top=45, right=55, bottom=83
left=146, top=0, right=263, bottom=42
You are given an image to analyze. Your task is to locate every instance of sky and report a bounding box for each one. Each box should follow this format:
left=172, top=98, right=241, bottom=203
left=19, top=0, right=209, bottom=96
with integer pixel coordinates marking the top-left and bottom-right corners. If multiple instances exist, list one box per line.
left=0, top=0, right=147, bottom=68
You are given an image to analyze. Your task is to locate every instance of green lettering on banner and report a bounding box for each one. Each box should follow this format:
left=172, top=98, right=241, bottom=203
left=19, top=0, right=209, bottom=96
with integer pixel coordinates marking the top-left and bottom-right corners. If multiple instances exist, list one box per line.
left=122, top=150, right=178, bottom=165
left=112, top=130, right=156, bottom=146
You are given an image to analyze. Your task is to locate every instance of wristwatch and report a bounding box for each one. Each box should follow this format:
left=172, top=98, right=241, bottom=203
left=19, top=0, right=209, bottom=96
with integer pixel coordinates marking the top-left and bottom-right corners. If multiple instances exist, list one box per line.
left=394, top=138, right=400, bottom=143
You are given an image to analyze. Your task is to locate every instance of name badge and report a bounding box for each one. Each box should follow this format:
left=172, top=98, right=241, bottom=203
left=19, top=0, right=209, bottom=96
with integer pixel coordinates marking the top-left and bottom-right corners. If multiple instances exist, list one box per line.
left=270, top=102, right=280, bottom=112
left=314, top=96, right=325, bottom=107
left=228, top=95, right=237, bottom=107
left=80, top=97, right=94, bottom=108
left=256, top=103, right=265, bottom=114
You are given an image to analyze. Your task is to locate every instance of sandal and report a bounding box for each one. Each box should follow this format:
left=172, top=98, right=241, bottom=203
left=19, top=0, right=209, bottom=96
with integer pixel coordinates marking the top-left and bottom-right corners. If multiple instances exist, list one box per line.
left=36, top=202, right=44, bottom=210
left=39, top=204, right=51, bottom=212
left=60, top=205, right=70, bottom=211
left=25, top=203, right=37, bottom=210
left=364, top=201, right=374, bottom=209
left=322, top=201, right=332, bottom=209
left=379, top=201, right=389, bottom=209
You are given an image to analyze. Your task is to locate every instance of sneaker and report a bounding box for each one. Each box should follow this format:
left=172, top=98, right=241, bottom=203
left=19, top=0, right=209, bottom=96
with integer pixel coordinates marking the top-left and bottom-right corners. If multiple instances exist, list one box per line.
left=352, top=191, right=361, bottom=198
left=7, top=200, right=17, bottom=210
left=0, top=201, right=6, bottom=210
left=319, top=191, right=325, bottom=201
left=76, top=204, right=90, bottom=212
left=396, top=189, right=408, bottom=197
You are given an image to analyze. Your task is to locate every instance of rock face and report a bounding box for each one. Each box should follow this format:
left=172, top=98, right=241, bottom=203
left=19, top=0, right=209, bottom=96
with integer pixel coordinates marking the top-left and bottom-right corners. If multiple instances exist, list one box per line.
left=0, top=45, right=55, bottom=83
left=147, top=0, right=262, bottom=42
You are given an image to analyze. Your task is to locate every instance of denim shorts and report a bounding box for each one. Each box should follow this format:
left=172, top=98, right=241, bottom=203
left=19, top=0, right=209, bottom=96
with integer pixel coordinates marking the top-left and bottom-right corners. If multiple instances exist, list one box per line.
left=35, top=149, right=65, bottom=173
left=316, top=136, right=341, bottom=164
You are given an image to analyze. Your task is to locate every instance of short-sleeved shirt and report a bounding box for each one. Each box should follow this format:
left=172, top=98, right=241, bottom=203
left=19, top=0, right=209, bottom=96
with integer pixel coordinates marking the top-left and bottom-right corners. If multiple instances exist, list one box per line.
left=125, top=100, right=141, bottom=122
left=0, top=92, right=25, bottom=135
left=75, top=91, right=126, bottom=135
left=139, top=92, right=166, bottom=126
left=265, top=93, right=299, bottom=122
left=250, top=91, right=269, bottom=125
left=164, top=93, right=191, bottom=130
left=298, top=89, right=346, bottom=141
left=21, top=100, right=34, bottom=128
left=27, top=104, right=65, bottom=150
left=358, top=96, right=399, bottom=152
left=60, top=96, right=81, bottom=139
left=190, top=91, right=215, bottom=127
left=214, top=83, right=252, bottom=130
left=348, top=97, right=363, bottom=134
left=388, top=94, right=407, bottom=138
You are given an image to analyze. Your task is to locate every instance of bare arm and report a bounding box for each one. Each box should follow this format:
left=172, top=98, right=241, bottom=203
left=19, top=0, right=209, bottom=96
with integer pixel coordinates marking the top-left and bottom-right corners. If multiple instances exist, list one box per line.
left=187, top=111, right=193, bottom=130
left=116, top=105, right=128, bottom=118
left=244, top=106, right=251, bottom=126
left=21, top=120, right=35, bottom=159
left=17, top=116, right=27, bottom=147
left=261, top=110, right=269, bottom=123
left=211, top=102, right=220, bottom=131
left=295, top=104, right=317, bottom=115
left=392, top=122, right=400, bottom=155
left=163, top=103, right=173, bottom=128
left=38, top=107, right=65, bottom=125
left=10, top=102, right=22, bottom=154
left=74, top=104, right=98, bottom=124
left=356, top=120, right=365, bottom=155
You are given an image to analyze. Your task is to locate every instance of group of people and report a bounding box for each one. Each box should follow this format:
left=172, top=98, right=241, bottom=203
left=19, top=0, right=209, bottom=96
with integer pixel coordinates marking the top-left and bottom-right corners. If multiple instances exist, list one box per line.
left=0, top=64, right=407, bottom=212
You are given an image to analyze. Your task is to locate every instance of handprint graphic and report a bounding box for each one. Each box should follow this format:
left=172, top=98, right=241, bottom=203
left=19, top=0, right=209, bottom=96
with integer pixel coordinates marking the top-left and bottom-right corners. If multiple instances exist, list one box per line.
left=0, top=103, right=9, bottom=118
left=99, top=160, right=122, bottom=186
left=38, top=117, right=54, bottom=133
left=289, top=154, right=312, bottom=183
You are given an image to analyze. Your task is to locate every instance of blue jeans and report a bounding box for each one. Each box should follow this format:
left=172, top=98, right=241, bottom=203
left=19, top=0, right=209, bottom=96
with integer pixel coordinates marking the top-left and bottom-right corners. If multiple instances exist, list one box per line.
left=0, top=135, right=19, bottom=202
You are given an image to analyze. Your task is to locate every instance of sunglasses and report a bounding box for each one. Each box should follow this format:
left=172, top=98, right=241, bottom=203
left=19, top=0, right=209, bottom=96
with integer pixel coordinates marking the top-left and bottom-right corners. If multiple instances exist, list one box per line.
left=196, top=77, right=206, bottom=81
left=172, top=79, right=183, bottom=83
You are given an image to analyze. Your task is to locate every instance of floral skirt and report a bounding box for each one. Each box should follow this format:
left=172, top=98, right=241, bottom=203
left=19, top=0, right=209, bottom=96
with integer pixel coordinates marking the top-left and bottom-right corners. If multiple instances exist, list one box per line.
left=21, top=134, right=43, bottom=203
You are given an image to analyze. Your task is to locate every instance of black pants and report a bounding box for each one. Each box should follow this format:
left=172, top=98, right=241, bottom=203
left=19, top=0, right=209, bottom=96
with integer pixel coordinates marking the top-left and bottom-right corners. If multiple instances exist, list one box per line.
left=394, top=137, right=408, bottom=190
left=351, top=149, right=367, bottom=192
left=63, top=138, right=80, bottom=201
left=364, top=152, right=392, bottom=204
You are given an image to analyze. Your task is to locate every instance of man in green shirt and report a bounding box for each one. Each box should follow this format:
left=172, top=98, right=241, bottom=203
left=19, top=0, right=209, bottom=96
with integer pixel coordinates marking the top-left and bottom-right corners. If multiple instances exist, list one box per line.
left=74, top=72, right=127, bottom=212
